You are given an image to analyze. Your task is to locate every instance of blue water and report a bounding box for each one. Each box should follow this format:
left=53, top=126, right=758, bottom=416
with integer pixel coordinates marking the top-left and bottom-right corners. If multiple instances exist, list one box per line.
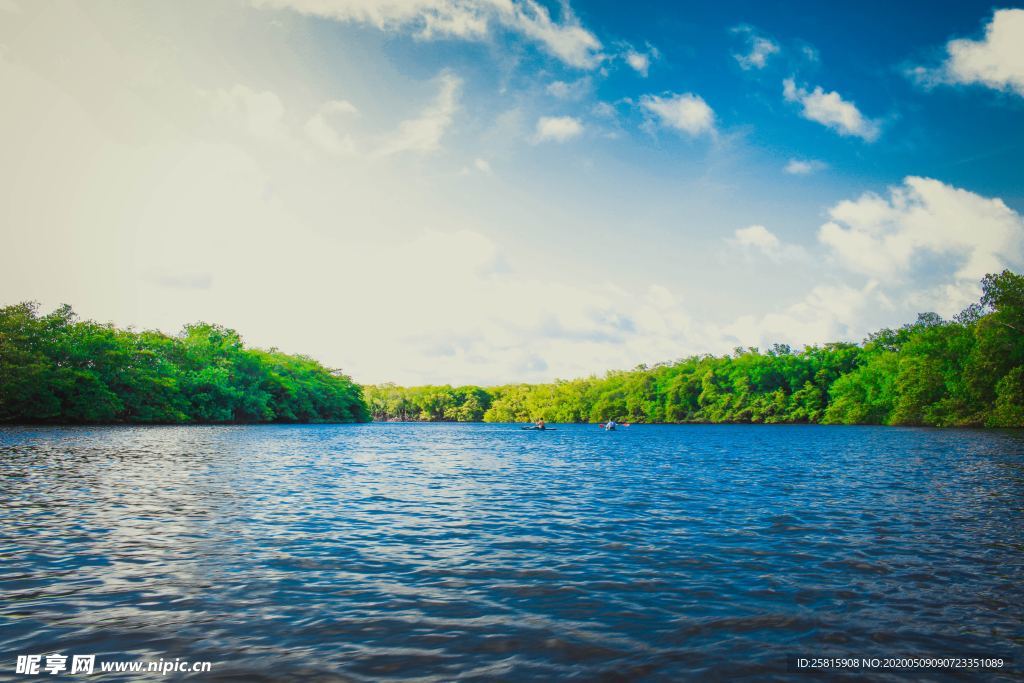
left=1, top=424, right=1022, bottom=681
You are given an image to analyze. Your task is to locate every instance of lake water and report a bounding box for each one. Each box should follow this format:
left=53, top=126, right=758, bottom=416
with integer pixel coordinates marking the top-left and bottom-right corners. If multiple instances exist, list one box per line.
left=1, top=424, right=1022, bottom=680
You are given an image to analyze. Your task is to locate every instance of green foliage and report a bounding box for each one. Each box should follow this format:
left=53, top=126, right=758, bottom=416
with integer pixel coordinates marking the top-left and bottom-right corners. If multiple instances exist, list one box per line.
left=363, top=384, right=492, bottom=422
left=0, top=303, right=368, bottom=424
left=366, top=272, right=1024, bottom=428
left=5, top=272, right=1023, bottom=427
left=989, top=367, right=1024, bottom=427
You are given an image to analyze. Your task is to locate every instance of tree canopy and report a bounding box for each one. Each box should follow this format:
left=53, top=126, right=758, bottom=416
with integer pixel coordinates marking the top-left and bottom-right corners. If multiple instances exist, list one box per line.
left=0, top=303, right=369, bottom=424
left=5, top=271, right=1023, bottom=427
left=366, top=271, right=1024, bottom=428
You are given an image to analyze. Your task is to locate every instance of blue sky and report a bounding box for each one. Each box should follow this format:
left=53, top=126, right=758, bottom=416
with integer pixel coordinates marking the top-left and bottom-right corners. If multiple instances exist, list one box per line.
left=1, top=0, right=1022, bottom=384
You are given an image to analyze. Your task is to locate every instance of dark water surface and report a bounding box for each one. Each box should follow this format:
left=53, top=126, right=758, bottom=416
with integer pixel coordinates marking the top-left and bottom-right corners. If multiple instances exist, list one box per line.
left=1, top=424, right=1023, bottom=681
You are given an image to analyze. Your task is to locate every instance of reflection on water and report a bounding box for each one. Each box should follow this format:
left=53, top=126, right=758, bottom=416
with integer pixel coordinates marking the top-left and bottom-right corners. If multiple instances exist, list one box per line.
left=1, top=424, right=1023, bottom=680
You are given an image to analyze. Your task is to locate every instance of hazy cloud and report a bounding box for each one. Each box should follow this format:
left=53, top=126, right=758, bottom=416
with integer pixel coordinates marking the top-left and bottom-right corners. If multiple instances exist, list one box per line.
left=545, top=77, right=591, bottom=100
left=731, top=26, right=779, bottom=70
left=729, top=224, right=808, bottom=263
left=784, top=158, right=827, bottom=175
left=534, top=115, right=583, bottom=142
left=732, top=224, right=780, bottom=251
left=376, top=72, right=460, bottom=155
left=253, top=0, right=605, bottom=68
left=304, top=99, right=359, bottom=154
left=212, top=85, right=286, bottom=138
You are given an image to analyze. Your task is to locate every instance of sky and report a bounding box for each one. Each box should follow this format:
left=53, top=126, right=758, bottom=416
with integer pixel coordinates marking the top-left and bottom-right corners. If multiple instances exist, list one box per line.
left=1, top=0, right=1023, bottom=385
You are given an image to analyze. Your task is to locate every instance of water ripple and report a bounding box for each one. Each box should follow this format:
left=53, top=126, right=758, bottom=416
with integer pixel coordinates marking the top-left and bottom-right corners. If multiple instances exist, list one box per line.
left=1, top=424, right=1023, bottom=680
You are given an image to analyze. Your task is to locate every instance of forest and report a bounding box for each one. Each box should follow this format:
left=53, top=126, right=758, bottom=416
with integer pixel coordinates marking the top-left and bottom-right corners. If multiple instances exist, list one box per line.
left=365, top=270, right=1024, bottom=427
left=0, top=303, right=369, bottom=423
left=2, top=270, right=1022, bottom=426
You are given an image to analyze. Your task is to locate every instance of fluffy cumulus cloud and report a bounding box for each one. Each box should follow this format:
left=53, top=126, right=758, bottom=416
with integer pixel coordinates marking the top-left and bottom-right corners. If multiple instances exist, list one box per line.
left=784, top=158, right=826, bottom=175
left=818, top=176, right=1024, bottom=310
left=910, top=9, right=1024, bottom=96
left=639, top=92, right=715, bottom=137
left=725, top=281, right=889, bottom=351
left=252, top=0, right=604, bottom=68
left=723, top=178, right=1024, bottom=347
left=783, top=78, right=880, bottom=141
left=731, top=26, right=779, bottom=70
left=533, top=115, right=583, bottom=142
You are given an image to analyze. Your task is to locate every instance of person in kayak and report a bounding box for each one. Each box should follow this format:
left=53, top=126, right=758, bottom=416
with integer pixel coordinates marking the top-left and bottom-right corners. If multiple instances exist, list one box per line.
left=535, top=418, right=546, bottom=430
left=605, top=419, right=616, bottom=431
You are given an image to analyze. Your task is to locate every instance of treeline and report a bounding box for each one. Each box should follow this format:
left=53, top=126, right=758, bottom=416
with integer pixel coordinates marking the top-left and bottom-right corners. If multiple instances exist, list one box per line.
left=365, top=270, right=1024, bottom=427
left=0, top=303, right=369, bottom=423
left=364, top=385, right=493, bottom=422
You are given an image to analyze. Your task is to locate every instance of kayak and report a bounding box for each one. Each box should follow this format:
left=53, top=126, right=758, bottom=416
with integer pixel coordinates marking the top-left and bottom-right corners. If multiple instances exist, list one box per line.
left=521, top=426, right=557, bottom=430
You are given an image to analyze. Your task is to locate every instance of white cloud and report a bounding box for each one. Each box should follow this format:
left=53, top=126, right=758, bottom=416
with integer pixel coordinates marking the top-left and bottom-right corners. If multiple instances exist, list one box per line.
left=783, top=78, right=880, bottom=141
left=9, top=0, right=1023, bottom=387
left=304, top=99, right=359, bottom=154
left=376, top=71, right=460, bottom=155
left=625, top=50, right=650, bottom=76
left=253, top=0, right=604, bottom=68
left=534, top=115, right=583, bottom=143
left=728, top=224, right=808, bottom=263
left=818, top=176, right=1024, bottom=308
left=784, top=158, right=826, bottom=175
left=509, top=0, right=602, bottom=69
left=732, top=224, right=779, bottom=251
left=545, top=77, right=590, bottom=100
left=723, top=178, right=1024, bottom=346
left=731, top=26, right=779, bottom=70
left=254, top=0, right=486, bottom=37
left=910, top=9, right=1024, bottom=96
left=726, top=281, right=888, bottom=350
left=134, top=165, right=1004, bottom=384
left=320, top=228, right=723, bottom=384
left=639, top=92, right=715, bottom=137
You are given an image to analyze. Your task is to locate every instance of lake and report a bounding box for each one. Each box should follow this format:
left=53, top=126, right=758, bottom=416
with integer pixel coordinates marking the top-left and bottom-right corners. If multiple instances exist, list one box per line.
left=1, top=424, right=1022, bottom=680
